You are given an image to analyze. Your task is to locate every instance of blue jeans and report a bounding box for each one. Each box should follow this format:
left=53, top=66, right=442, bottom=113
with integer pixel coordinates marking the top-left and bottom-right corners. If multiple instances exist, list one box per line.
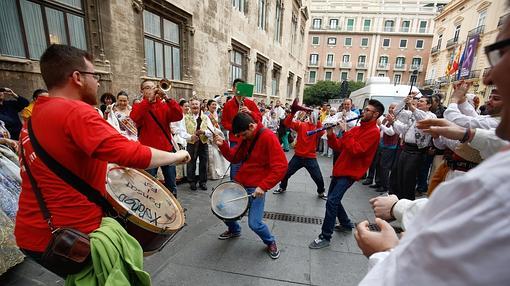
left=280, top=155, right=325, bottom=193
left=147, top=165, right=177, bottom=194
left=224, top=187, right=275, bottom=245
left=229, top=141, right=242, bottom=180
left=320, top=176, right=355, bottom=241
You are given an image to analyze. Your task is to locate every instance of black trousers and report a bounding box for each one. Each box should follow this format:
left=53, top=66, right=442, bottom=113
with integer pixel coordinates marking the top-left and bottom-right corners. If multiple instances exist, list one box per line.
left=376, top=147, right=398, bottom=192
left=187, top=141, right=209, bottom=185
left=390, top=144, right=425, bottom=200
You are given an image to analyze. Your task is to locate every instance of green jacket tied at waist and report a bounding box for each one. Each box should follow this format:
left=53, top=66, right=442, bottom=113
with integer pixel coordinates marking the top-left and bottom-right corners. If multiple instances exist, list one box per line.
left=65, top=217, right=151, bottom=286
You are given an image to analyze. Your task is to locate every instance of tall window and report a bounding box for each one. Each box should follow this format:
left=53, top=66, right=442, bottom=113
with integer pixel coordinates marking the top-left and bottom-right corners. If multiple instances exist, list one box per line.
left=437, top=34, right=442, bottom=49
left=311, top=36, right=319, bottom=45
left=290, top=12, right=298, bottom=54
left=310, top=54, right=319, bottom=65
left=325, top=71, right=332, bottom=81
left=274, top=0, right=283, bottom=42
left=229, top=46, right=246, bottom=85
left=312, top=18, right=322, bottom=29
left=384, top=20, right=394, bottom=32
left=144, top=10, right=181, bottom=80
left=401, top=20, right=410, bottom=32
left=394, top=74, right=401, bottom=84
left=358, top=55, right=366, bottom=64
left=271, top=65, right=280, bottom=95
left=287, top=73, right=294, bottom=98
left=329, top=19, right=339, bottom=29
left=419, top=20, right=428, bottom=33
left=411, top=57, right=422, bottom=69
left=344, top=37, right=352, bottom=46
left=295, top=77, right=301, bottom=99
left=0, top=0, right=87, bottom=60
left=399, top=39, right=407, bottom=48
left=326, top=54, right=334, bottom=66
left=361, top=38, right=369, bottom=47
left=341, top=72, right=348, bottom=81
left=477, top=10, right=487, bottom=27
left=416, top=39, right=424, bottom=49
left=254, top=58, right=266, bottom=93
left=233, top=0, right=245, bottom=13
left=308, top=70, right=317, bottom=83
left=382, top=38, right=390, bottom=47
left=258, top=0, right=266, bottom=30
left=342, top=54, right=350, bottom=63
left=346, top=19, right=355, bottom=31
left=395, top=57, right=405, bottom=68
left=379, top=56, right=388, bottom=68
left=454, top=25, right=461, bottom=41
left=363, top=19, right=371, bottom=31
left=356, top=72, right=364, bottom=82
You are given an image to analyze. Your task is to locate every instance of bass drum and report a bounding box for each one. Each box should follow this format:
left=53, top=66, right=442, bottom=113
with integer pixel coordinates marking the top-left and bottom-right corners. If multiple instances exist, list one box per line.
left=105, top=164, right=185, bottom=255
left=210, top=181, right=249, bottom=221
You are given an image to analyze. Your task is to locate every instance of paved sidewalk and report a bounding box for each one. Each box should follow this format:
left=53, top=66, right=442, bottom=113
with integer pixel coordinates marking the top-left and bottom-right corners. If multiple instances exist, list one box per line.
left=1, top=150, right=380, bottom=286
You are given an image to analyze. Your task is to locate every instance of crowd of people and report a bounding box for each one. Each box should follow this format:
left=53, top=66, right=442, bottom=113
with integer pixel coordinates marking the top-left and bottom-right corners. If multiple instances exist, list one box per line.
left=1, top=10, right=510, bottom=284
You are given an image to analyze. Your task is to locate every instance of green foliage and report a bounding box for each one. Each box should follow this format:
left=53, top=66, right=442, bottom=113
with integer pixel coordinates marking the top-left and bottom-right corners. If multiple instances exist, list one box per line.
left=303, top=80, right=365, bottom=106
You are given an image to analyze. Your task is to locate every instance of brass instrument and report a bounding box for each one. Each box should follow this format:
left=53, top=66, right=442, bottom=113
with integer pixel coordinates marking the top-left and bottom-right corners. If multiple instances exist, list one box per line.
left=238, top=96, right=245, bottom=111
left=159, top=79, right=172, bottom=92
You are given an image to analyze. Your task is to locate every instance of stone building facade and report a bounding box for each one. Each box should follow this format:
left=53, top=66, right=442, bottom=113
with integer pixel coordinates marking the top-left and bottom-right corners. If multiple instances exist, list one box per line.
left=306, top=0, right=442, bottom=87
left=423, top=0, right=508, bottom=102
left=0, top=0, right=309, bottom=104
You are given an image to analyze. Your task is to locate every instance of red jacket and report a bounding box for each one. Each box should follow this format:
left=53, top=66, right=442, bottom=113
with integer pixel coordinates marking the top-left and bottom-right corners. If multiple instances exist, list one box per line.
left=130, top=98, right=183, bottom=151
left=219, top=125, right=287, bottom=191
left=220, top=97, right=262, bottom=144
left=284, top=114, right=323, bottom=158
left=327, top=120, right=380, bottom=180
left=15, top=97, right=152, bottom=252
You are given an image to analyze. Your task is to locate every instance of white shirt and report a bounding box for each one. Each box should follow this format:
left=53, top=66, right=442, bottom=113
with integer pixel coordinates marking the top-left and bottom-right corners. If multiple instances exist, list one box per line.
left=176, top=113, right=214, bottom=142
left=323, top=109, right=358, bottom=135
left=444, top=102, right=500, bottom=129
left=360, top=148, right=510, bottom=286
left=274, top=106, right=286, bottom=120
left=393, top=109, right=436, bottom=147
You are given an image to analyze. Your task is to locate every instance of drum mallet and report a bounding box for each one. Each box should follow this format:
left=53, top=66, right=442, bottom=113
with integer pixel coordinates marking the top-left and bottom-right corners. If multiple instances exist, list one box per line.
left=216, top=194, right=255, bottom=210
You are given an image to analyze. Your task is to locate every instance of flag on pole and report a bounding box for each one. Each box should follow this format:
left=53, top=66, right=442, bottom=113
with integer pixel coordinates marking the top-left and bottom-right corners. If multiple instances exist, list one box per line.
left=449, top=45, right=463, bottom=75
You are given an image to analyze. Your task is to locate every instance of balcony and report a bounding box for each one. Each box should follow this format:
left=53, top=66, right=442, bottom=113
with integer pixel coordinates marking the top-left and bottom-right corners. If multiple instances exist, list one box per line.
left=459, top=69, right=480, bottom=80
left=309, top=61, right=319, bottom=67
left=325, top=61, right=335, bottom=67
left=424, top=79, right=434, bottom=86
left=431, top=45, right=440, bottom=55
left=356, top=62, right=368, bottom=69
left=340, top=62, right=352, bottom=69
left=400, top=27, right=410, bottom=33
left=409, top=64, right=423, bottom=71
left=377, top=63, right=389, bottom=70
left=498, top=14, right=508, bottom=28
left=394, top=63, right=407, bottom=71
left=467, top=25, right=485, bottom=38
left=419, top=27, right=428, bottom=33
left=383, top=27, right=395, bottom=32
left=446, top=38, right=458, bottom=49
left=310, top=25, right=322, bottom=30
left=437, top=76, right=448, bottom=83
left=483, top=67, right=491, bottom=78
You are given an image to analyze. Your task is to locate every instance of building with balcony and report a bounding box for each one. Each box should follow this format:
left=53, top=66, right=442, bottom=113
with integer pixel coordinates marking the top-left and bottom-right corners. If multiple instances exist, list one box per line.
left=0, top=0, right=309, bottom=104
left=424, top=0, right=509, bottom=101
left=305, top=0, right=444, bottom=87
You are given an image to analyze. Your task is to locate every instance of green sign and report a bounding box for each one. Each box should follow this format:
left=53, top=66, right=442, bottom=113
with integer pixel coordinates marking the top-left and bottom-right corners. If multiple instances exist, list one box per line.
left=235, top=83, right=254, bottom=97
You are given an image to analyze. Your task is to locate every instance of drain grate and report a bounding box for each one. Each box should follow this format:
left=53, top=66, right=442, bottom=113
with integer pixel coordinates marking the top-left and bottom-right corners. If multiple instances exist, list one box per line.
left=263, top=211, right=323, bottom=225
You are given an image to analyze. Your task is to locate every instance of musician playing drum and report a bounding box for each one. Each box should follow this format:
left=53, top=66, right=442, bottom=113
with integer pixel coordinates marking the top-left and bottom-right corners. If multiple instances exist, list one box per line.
left=213, top=113, right=287, bottom=259
left=220, top=79, right=262, bottom=179
left=15, top=44, right=190, bottom=278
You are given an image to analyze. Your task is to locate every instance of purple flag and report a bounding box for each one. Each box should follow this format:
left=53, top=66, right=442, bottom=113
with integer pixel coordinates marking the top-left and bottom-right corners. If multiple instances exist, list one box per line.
left=459, top=35, right=479, bottom=78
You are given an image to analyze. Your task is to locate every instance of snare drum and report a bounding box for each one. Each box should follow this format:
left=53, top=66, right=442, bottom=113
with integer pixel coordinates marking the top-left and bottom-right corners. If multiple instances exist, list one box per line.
left=105, top=165, right=185, bottom=255
left=210, top=181, right=250, bottom=221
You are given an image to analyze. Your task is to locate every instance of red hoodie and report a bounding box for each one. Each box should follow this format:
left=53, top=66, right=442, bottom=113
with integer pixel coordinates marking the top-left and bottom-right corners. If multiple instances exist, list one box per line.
left=219, top=125, right=287, bottom=191
left=130, top=98, right=183, bottom=151
left=221, top=97, right=262, bottom=144
left=284, top=114, right=323, bottom=158
left=327, top=120, right=380, bottom=180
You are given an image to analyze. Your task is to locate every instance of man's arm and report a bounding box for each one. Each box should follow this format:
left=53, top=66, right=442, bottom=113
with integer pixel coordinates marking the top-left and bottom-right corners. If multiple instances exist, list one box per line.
left=283, top=113, right=299, bottom=130
left=165, top=99, right=184, bottom=123
left=129, top=99, right=151, bottom=126
left=220, top=101, right=234, bottom=132
left=337, top=128, right=380, bottom=155
left=470, top=128, right=509, bottom=159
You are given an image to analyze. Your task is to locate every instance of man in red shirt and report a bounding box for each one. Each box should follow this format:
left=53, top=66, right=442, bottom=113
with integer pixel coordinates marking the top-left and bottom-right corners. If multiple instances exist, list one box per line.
left=15, top=44, right=190, bottom=273
left=220, top=79, right=262, bottom=178
left=213, top=113, right=287, bottom=259
left=130, top=79, right=183, bottom=197
left=309, top=99, right=384, bottom=249
left=273, top=109, right=327, bottom=198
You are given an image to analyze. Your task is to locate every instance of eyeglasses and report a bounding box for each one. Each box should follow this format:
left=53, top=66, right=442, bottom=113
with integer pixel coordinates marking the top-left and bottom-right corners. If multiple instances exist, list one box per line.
left=77, top=71, right=100, bottom=81
left=141, top=85, right=155, bottom=90
left=363, top=108, right=375, bottom=113
left=485, top=38, right=510, bottom=67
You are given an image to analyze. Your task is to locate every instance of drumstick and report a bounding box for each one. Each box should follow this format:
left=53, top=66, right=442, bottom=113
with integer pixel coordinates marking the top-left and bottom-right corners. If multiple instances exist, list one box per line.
left=216, top=194, right=254, bottom=210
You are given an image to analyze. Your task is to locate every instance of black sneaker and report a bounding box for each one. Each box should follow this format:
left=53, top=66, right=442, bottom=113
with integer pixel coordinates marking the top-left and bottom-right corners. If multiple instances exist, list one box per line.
left=318, top=192, right=327, bottom=200
left=190, top=184, right=197, bottom=191
left=361, top=179, right=372, bottom=185
left=273, top=188, right=286, bottom=194
left=199, top=183, right=208, bottom=191
left=267, top=242, right=280, bottom=259
left=218, top=230, right=241, bottom=240
left=334, top=222, right=354, bottom=232
left=369, top=184, right=381, bottom=189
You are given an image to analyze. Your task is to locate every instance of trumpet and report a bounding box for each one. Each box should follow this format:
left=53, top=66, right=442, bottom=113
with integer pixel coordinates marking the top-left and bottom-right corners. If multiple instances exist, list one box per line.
left=159, top=79, right=172, bottom=92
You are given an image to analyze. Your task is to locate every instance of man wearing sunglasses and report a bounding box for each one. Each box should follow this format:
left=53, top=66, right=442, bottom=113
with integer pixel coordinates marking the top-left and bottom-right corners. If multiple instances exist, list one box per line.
left=355, top=14, right=510, bottom=285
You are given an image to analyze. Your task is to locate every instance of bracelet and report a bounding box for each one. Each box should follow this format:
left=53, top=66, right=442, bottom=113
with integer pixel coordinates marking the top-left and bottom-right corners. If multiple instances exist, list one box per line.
left=459, top=128, right=471, bottom=143
left=389, top=201, right=398, bottom=220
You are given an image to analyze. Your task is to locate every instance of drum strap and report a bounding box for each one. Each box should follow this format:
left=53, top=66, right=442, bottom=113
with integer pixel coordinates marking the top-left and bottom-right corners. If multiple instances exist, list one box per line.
left=148, top=111, right=179, bottom=152
left=26, top=119, right=116, bottom=216
left=243, top=127, right=266, bottom=162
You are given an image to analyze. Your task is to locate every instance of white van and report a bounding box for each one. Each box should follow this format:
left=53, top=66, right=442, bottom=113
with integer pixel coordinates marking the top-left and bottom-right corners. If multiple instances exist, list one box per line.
left=349, top=77, right=421, bottom=114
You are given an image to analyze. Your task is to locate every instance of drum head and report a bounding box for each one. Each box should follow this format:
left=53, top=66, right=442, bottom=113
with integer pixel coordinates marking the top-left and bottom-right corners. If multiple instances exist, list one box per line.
left=106, top=165, right=184, bottom=233
left=211, top=181, right=249, bottom=220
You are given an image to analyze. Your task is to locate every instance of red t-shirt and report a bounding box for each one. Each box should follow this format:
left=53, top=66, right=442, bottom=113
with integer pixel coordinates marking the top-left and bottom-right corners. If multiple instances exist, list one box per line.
left=327, top=120, right=380, bottom=180
left=220, top=97, right=262, bottom=144
left=284, top=114, right=323, bottom=158
left=15, top=97, right=152, bottom=252
left=130, top=98, right=183, bottom=151
left=219, top=126, right=287, bottom=191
